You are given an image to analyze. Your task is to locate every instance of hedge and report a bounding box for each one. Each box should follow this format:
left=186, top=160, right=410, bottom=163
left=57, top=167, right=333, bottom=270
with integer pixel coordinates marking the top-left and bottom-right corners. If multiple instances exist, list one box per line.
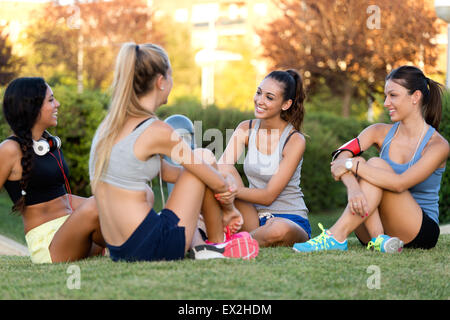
left=0, top=88, right=448, bottom=222
left=439, top=90, right=450, bottom=223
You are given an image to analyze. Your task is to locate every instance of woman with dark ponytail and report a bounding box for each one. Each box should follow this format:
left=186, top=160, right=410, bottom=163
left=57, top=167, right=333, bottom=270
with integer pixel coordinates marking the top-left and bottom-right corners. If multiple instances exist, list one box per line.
left=293, top=65, right=449, bottom=253
left=218, top=69, right=311, bottom=247
left=1, top=77, right=105, bottom=263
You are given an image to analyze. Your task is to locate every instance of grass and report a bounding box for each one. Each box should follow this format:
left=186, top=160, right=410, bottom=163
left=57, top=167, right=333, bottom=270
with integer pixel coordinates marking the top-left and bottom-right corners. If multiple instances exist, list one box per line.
left=0, top=191, right=449, bottom=300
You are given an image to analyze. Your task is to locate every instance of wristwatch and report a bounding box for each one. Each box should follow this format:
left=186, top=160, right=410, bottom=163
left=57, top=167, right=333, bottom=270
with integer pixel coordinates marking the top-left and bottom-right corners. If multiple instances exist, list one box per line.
left=345, top=158, right=353, bottom=170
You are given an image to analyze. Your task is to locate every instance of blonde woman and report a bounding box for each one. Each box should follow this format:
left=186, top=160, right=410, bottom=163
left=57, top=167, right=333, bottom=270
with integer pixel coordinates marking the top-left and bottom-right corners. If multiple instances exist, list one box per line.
left=89, top=43, right=258, bottom=262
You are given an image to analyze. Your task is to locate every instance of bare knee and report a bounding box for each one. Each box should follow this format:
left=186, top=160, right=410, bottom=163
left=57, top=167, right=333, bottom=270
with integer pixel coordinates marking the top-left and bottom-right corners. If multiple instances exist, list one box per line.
left=77, top=197, right=100, bottom=226
left=218, top=164, right=245, bottom=188
left=260, top=220, right=290, bottom=245
left=193, top=148, right=217, bottom=165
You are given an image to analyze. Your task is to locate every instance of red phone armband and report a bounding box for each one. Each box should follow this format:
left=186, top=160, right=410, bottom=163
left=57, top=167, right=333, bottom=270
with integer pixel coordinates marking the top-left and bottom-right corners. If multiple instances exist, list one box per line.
left=331, top=138, right=363, bottom=161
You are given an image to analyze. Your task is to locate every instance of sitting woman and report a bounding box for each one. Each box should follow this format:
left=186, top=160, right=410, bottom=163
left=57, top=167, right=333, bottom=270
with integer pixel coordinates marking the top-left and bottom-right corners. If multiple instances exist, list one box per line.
left=293, top=65, right=449, bottom=253
left=89, top=43, right=259, bottom=262
left=217, top=69, right=311, bottom=247
left=0, top=77, right=105, bottom=263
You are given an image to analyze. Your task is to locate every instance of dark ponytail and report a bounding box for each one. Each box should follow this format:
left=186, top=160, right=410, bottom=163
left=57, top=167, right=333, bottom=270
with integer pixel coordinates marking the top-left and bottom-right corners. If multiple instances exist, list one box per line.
left=2, top=77, right=47, bottom=213
left=386, top=65, right=443, bottom=131
left=424, top=77, right=443, bottom=131
left=265, top=69, right=306, bottom=132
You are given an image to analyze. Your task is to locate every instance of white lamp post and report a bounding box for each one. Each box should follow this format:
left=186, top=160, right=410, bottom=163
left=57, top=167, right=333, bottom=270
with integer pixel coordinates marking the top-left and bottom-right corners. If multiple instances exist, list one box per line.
left=435, top=0, right=450, bottom=88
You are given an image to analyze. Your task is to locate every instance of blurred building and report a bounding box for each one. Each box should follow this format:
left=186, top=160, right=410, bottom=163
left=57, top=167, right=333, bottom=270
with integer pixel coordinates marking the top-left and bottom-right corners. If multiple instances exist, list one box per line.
left=151, top=0, right=278, bottom=48
left=151, top=0, right=281, bottom=74
left=149, top=0, right=282, bottom=105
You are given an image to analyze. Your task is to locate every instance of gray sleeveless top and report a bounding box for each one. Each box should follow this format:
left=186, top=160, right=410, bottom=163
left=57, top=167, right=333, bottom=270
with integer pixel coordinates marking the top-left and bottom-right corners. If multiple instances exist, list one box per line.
left=243, top=119, right=308, bottom=218
left=89, top=118, right=161, bottom=191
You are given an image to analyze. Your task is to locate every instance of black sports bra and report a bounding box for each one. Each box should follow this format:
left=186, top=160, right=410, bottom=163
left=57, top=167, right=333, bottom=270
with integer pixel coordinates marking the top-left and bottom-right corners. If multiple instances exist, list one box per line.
left=3, top=136, right=69, bottom=206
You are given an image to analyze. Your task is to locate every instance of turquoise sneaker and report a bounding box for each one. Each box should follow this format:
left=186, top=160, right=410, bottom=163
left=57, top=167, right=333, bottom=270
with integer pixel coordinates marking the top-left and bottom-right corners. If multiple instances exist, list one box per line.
left=367, top=235, right=404, bottom=253
left=292, top=223, right=347, bottom=252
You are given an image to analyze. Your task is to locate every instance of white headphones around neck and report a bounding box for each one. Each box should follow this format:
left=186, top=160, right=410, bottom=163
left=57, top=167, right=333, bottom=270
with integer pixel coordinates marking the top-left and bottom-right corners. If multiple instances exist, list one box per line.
left=32, top=134, right=61, bottom=156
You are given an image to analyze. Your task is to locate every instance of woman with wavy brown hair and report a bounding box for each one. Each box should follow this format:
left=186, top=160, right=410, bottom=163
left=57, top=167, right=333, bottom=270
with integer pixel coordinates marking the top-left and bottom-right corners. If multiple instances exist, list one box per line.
left=218, top=69, right=311, bottom=247
left=0, top=77, right=105, bottom=263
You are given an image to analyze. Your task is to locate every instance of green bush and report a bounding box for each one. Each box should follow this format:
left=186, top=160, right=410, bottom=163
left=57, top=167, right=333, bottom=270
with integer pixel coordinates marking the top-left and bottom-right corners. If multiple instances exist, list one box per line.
left=49, top=85, right=109, bottom=196
left=301, top=113, right=371, bottom=212
left=439, top=90, right=450, bottom=223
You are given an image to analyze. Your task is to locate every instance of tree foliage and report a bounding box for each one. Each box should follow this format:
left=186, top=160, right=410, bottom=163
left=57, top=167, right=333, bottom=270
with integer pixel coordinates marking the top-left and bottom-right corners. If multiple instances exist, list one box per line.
left=21, top=0, right=163, bottom=89
left=258, top=0, right=442, bottom=117
left=0, top=26, right=22, bottom=86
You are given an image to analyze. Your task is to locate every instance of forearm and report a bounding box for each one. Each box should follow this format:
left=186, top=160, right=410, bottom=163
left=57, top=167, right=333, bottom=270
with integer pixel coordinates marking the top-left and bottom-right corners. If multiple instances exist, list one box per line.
left=351, top=161, right=403, bottom=192
left=237, top=187, right=274, bottom=206
left=340, top=171, right=359, bottom=189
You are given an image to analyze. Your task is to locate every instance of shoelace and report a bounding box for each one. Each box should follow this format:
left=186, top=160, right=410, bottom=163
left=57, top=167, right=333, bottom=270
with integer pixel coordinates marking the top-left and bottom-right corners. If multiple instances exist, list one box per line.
left=225, top=226, right=232, bottom=241
left=367, top=236, right=383, bottom=251
left=306, top=223, right=332, bottom=249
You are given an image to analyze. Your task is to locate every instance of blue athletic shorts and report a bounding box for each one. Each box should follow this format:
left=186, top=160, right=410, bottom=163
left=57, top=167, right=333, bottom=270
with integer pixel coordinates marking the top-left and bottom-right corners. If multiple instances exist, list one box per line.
left=107, top=208, right=186, bottom=262
left=259, top=214, right=311, bottom=239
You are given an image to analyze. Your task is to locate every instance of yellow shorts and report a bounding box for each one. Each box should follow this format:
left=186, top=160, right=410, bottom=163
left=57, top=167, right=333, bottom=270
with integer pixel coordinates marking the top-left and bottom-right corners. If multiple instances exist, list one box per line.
left=25, top=215, right=69, bottom=264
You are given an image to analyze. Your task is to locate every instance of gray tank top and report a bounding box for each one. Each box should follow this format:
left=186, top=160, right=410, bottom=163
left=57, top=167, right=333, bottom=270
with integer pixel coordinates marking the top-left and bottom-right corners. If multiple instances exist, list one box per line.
left=89, top=118, right=161, bottom=191
left=243, top=119, right=308, bottom=218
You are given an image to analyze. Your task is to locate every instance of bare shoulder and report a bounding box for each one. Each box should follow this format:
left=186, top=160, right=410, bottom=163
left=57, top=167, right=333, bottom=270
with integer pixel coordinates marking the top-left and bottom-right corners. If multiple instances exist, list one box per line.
left=143, top=119, right=176, bottom=138
left=236, top=119, right=253, bottom=132
left=141, top=118, right=190, bottom=149
left=361, top=123, right=392, bottom=137
left=287, top=130, right=306, bottom=146
left=234, top=119, right=254, bottom=143
left=358, top=123, right=393, bottom=148
left=283, top=131, right=306, bottom=157
left=0, top=139, right=21, bottom=173
left=429, top=130, right=450, bottom=154
left=0, top=139, right=22, bottom=158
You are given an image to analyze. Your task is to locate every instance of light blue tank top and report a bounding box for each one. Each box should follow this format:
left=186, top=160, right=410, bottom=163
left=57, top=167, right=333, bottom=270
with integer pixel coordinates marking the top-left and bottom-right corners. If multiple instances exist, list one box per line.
left=380, top=122, right=445, bottom=223
left=89, top=118, right=161, bottom=191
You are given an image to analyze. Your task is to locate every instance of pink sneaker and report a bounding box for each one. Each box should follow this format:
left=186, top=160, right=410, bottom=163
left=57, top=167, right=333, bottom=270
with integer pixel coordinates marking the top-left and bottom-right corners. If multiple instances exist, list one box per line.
left=205, top=231, right=251, bottom=245
left=191, top=236, right=259, bottom=260
left=219, top=236, right=259, bottom=260
left=227, top=231, right=251, bottom=241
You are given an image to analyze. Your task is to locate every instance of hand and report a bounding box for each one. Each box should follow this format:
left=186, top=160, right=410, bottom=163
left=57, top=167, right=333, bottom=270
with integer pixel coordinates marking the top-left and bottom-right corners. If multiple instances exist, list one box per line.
left=330, top=158, right=350, bottom=181
left=347, top=185, right=369, bottom=218
left=215, top=173, right=238, bottom=205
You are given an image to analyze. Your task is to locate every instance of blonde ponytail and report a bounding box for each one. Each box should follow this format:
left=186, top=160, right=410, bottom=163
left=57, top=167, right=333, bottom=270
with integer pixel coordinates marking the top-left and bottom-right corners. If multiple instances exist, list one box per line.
left=91, top=43, right=170, bottom=191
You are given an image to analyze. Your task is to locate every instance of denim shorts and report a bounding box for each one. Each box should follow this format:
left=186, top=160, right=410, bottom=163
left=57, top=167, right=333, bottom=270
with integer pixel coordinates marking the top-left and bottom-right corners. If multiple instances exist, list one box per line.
left=259, top=213, right=311, bottom=239
left=107, top=208, right=186, bottom=262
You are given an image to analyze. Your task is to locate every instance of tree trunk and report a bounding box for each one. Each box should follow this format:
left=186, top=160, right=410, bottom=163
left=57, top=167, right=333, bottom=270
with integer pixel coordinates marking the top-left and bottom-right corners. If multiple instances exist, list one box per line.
left=341, top=82, right=354, bottom=118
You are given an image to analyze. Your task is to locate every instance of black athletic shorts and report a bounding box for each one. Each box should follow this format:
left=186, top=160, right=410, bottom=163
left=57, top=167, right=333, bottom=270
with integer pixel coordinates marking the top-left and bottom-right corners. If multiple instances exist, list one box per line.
left=404, top=210, right=440, bottom=249
left=356, top=210, right=440, bottom=250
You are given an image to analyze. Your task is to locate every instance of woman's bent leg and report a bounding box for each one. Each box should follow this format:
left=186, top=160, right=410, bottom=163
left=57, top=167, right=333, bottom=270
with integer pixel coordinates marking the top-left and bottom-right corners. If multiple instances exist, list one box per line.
left=251, top=218, right=309, bottom=247
left=329, top=157, right=422, bottom=244
left=49, top=196, right=105, bottom=263
left=164, top=157, right=206, bottom=252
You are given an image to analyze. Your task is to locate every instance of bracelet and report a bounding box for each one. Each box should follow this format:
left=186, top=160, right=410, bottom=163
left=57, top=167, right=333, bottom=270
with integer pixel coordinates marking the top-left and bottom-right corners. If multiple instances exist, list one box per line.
left=355, top=160, right=360, bottom=178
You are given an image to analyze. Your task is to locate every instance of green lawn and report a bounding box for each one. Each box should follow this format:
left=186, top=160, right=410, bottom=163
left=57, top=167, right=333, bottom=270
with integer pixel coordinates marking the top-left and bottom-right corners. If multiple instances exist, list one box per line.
left=0, top=191, right=449, bottom=300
